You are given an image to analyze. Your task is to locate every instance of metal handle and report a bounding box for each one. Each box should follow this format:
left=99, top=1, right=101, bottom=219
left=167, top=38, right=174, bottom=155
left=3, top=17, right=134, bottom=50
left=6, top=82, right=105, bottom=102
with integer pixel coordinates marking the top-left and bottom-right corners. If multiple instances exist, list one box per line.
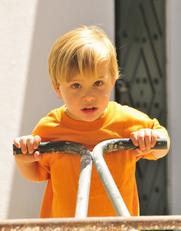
left=13, top=141, right=87, bottom=155
left=13, top=138, right=167, bottom=155
left=13, top=138, right=168, bottom=220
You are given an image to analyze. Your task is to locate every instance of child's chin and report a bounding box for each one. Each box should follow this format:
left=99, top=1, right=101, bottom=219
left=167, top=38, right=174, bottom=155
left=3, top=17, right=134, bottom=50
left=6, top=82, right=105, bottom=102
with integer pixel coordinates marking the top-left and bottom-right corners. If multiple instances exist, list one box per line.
left=81, top=114, right=102, bottom=122
left=83, top=118, right=97, bottom=122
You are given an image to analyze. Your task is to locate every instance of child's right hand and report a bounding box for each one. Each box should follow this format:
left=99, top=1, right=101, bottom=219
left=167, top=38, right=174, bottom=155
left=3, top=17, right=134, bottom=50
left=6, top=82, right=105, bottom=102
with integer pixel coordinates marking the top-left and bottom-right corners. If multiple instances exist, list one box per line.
left=13, top=135, right=41, bottom=162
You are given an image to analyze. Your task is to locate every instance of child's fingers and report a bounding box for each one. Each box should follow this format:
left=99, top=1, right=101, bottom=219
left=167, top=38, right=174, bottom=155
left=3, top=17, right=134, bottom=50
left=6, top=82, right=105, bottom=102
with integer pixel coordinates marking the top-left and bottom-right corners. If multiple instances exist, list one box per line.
left=33, top=135, right=41, bottom=149
left=14, top=135, right=42, bottom=163
left=130, top=132, right=139, bottom=147
left=19, top=137, right=29, bottom=154
left=150, top=131, right=159, bottom=148
left=131, top=129, right=154, bottom=151
left=33, top=151, right=42, bottom=161
left=144, top=129, right=152, bottom=150
left=26, top=136, right=34, bottom=154
left=130, top=130, right=146, bottom=150
left=137, top=130, right=146, bottom=151
left=13, top=138, right=21, bottom=148
left=27, top=135, right=41, bottom=153
left=14, top=136, right=28, bottom=154
left=14, top=135, right=41, bottom=154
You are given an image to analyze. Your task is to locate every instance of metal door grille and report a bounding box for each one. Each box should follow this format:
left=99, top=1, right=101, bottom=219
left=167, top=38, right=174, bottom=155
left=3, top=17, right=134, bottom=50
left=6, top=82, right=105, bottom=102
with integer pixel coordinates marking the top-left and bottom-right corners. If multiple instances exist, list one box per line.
left=115, top=0, right=168, bottom=215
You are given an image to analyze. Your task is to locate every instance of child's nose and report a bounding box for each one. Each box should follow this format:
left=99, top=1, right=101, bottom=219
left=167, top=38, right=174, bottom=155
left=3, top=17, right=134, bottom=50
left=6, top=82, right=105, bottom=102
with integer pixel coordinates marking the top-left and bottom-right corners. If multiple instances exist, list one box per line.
left=82, top=91, right=96, bottom=102
left=83, top=95, right=95, bottom=102
left=85, top=97, right=95, bottom=104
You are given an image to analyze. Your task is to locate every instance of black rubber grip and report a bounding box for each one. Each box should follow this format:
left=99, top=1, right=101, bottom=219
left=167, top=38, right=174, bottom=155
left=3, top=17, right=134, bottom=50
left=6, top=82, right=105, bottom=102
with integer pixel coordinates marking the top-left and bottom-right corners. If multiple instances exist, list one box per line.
left=13, top=138, right=167, bottom=155
left=103, top=138, right=167, bottom=152
left=13, top=141, right=87, bottom=155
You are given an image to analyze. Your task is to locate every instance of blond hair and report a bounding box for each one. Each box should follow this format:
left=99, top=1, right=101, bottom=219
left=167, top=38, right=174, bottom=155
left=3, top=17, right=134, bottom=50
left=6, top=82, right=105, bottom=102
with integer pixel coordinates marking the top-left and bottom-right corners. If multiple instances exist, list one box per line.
left=48, top=25, right=119, bottom=88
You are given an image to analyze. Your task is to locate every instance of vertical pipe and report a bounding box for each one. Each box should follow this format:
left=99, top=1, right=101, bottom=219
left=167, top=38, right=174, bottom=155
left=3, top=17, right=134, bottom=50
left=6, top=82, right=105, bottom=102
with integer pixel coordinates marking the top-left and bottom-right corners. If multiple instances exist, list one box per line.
left=75, top=150, right=92, bottom=218
left=92, top=141, right=130, bottom=217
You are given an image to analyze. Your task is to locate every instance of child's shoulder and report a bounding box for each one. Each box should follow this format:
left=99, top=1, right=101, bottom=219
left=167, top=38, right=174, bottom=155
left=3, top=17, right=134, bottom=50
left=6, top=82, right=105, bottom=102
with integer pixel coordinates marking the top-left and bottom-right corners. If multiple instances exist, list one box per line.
left=39, top=106, right=64, bottom=124
left=32, top=106, right=65, bottom=137
left=109, top=101, right=150, bottom=121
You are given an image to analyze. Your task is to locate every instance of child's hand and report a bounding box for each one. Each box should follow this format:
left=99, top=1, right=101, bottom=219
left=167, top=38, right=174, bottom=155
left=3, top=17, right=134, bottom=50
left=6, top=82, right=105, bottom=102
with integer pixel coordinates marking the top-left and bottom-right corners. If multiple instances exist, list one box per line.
left=130, top=128, right=161, bottom=152
left=13, top=135, right=41, bottom=162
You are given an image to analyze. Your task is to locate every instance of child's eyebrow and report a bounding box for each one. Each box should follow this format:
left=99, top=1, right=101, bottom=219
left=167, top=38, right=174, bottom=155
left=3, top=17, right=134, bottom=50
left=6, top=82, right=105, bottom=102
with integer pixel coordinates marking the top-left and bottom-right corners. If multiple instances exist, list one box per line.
left=68, top=79, right=82, bottom=82
left=66, top=76, right=82, bottom=82
left=98, top=75, right=105, bottom=78
left=67, top=74, right=107, bottom=83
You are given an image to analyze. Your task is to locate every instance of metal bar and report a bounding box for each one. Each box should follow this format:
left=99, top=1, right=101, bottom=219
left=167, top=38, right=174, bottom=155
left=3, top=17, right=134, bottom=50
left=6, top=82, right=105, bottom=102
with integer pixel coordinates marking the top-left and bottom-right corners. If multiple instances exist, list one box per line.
left=91, top=138, right=167, bottom=217
left=103, top=138, right=167, bottom=152
left=13, top=141, right=93, bottom=218
left=13, top=139, right=168, bottom=155
left=13, top=141, right=88, bottom=155
left=75, top=150, right=93, bottom=218
left=1, top=216, right=181, bottom=230
left=92, top=140, right=131, bottom=217
left=13, top=139, right=167, bottom=218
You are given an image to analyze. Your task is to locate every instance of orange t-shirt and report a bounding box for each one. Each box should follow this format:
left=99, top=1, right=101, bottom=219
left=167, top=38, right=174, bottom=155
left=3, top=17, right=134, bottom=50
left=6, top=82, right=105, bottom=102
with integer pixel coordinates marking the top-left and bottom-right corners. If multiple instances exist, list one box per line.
left=32, top=101, right=168, bottom=218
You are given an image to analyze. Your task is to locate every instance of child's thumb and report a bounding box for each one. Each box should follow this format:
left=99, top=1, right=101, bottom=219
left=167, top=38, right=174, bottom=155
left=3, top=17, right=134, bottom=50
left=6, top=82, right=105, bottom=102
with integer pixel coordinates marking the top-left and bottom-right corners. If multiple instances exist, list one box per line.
left=33, top=151, right=42, bottom=161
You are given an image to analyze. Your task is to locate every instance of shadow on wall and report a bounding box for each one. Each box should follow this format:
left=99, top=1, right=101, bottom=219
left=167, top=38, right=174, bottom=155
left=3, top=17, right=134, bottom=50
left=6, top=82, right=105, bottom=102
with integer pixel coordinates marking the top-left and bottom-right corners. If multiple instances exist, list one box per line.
left=7, top=0, right=114, bottom=219
left=7, top=1, right=61, bottom=219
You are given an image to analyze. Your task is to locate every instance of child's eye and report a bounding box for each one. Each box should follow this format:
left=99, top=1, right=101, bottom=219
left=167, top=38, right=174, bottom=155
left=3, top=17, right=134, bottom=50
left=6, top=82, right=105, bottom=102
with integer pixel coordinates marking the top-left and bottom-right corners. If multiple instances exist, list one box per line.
left=94, top=80, right=104, bottom=87
left=70, top=83, right=81, bottom=89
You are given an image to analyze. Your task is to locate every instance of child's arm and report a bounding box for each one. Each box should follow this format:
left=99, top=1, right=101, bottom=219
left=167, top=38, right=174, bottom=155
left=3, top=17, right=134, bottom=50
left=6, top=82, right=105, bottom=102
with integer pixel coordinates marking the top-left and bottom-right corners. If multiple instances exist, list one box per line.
left=13, top=135, right=42, bottom=181
left=130, top=128, right=170, bottom=158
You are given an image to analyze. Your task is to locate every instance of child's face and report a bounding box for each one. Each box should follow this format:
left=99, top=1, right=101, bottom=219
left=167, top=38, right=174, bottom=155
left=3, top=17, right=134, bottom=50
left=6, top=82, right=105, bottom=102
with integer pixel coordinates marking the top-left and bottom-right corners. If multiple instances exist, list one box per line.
left=56, top=63, right=115, bottom=121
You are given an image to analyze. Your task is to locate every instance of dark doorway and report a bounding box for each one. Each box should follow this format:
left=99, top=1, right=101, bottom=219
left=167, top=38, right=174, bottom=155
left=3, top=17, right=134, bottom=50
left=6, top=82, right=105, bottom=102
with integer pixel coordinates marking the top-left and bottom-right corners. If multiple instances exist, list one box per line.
left=115, top=0, right=168, bottom=215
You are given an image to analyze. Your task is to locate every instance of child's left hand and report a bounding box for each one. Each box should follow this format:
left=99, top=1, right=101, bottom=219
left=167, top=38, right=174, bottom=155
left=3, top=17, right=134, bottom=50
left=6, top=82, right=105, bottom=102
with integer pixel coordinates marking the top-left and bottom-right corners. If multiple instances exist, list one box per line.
left=130, top=128, right=162, bottom=153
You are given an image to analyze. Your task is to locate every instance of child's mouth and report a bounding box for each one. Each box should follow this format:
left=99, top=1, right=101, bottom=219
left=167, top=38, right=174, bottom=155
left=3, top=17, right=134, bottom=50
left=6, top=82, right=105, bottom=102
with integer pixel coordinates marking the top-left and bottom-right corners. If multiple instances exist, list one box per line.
left=81, top=107, right=97, bottom=113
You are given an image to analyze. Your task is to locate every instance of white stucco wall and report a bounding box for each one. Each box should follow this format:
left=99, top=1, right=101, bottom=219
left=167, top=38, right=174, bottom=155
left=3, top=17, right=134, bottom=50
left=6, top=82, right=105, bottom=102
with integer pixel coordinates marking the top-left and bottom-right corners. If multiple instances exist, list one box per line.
left=0, top=0, right=38, bottom=219
left=0, top=0, right=114, bottom=218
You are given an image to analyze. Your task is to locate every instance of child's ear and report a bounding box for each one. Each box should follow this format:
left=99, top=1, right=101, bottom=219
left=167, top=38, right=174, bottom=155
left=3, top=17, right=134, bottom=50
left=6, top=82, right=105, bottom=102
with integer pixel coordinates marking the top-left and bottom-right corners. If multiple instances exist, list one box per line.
left=55, top=86, right=63, bottom=99
left=52, top=82, right=62, bottom=98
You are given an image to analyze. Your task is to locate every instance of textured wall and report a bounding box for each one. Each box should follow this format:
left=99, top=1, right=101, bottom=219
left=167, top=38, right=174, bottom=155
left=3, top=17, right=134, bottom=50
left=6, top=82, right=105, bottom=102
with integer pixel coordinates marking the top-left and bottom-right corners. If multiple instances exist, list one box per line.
left=0, top=0, right=114, bottom=218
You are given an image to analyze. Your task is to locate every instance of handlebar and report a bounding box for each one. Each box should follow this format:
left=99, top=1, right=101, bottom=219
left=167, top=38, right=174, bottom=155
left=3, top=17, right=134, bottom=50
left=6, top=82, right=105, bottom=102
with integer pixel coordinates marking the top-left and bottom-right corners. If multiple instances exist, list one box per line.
left=13, top=138, right=167, bottom=155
